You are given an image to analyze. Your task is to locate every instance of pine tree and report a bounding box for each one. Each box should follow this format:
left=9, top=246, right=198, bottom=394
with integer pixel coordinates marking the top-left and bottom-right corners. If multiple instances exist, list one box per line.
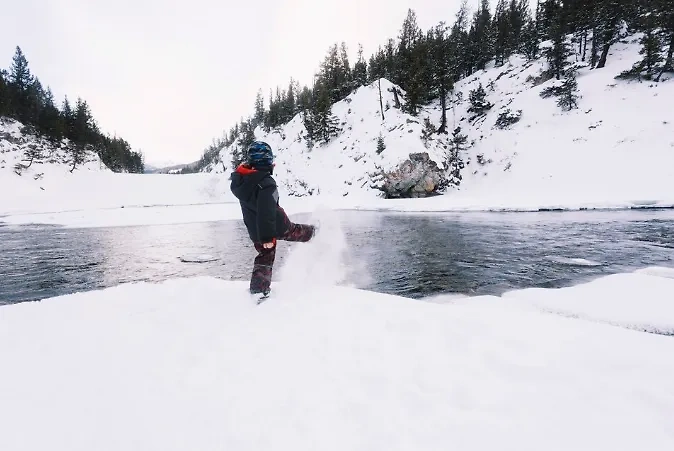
left=9, top=46, right=32, bottom=91
left=227, top=124, right=239, bottom=146
left=376, top=134, right=386, bottom=154
left=9, top=46, right=34, bottom=123
left=566, top=0, right=596, bottom=62
left=302, top=110, right=316, bottom=143
left=0, top=70, right=9, bottom=116
left=509, top=0, right=529, bottom=52
left=274, top=87, right=283, bottom=124
left=521, top=18, right=540, bottom=60
left=447, top=127, right=467, bottom=184
left=297, top=85, right=312, bottom=113
left=638, top=15, right=664, bottom=79
left=543, top=0, right=572, bottom=79
left=385, top=39, right=396, bottom=80
left=254, top=89, right=265, bottom=127
left=22, top=142, right=43, bottom=168
left=414, top=31, right=435, bottom=105
left=231, top=144, right=245, bottom=168
left=618, top=1, right=668, bottom=80
left=398, top=9, right=422, bottom=77
left=309, top=82, right=341, bottom=144
left=69, top=143, right=87, bottom=172
left=655, top=0, right=674, bottom=80
left=450, top=0, right=471, bottom=78
left=62, top=96, right=75, bottom=140
left=38, top=87, right=63, bottom=142
left=284, top=79, right=296, bottom=121
left=353, top=44, right=368, bottom=87
left=368, top=47, right=386, bottom=82
left=25, top=77, right=45, bottom=126
left=318, top=43, right=350, bottom=102
left=73, top=98, right=94, bottom=146
left=494, top=0, right=513, bottom=66
left=557, top=73, right=579, bottom=110
left=431, top=22, right=453, bottom=133
left=339, top=42, right=353, bottom=97
left=595, top=0, right=630, bottom=69
left=468, top=83, right=494, bottom=114
left=421, top=117, right=436, bottom=146
left=240, top=119, right=256, bottom=149
left=397, top=9, right=426, bottom=115
left=471, top=0, right=494, bottom=71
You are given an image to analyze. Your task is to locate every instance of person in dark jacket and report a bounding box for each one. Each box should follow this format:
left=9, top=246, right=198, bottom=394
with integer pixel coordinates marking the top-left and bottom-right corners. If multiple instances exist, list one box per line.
left=230, top=141, right=315, bottom=297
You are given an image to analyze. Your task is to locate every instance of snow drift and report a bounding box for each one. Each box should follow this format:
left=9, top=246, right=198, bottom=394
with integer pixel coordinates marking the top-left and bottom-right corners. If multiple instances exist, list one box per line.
left=1, top=269, right=674, bottom=451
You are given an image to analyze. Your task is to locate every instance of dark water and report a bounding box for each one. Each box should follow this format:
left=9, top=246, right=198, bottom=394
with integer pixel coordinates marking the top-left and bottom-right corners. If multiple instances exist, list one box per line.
left=1, top=210, right=674, bottom=305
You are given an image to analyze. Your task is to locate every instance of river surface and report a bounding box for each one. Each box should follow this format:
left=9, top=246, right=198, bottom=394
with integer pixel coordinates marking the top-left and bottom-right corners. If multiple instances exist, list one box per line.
left=1, top=210, right=673, bottom=305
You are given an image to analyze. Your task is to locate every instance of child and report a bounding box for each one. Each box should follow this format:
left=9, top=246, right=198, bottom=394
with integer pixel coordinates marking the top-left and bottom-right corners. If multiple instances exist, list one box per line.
left=230, top=141, right=315, bottom=298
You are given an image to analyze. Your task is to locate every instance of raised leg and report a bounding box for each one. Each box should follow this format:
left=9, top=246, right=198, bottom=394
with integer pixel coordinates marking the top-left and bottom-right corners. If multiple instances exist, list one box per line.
left=280, top=223, right=315, bottom=242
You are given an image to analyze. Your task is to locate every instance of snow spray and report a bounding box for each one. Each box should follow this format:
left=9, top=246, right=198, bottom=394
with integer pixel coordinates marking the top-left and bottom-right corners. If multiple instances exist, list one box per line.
left=278, top=209, right=370, bottom=290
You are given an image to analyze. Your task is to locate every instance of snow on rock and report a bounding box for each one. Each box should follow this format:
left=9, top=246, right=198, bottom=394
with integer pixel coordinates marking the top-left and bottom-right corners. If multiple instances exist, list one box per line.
left=378, top=152, right=448, bottom=198
left=1, top=271, right=674, bottom=451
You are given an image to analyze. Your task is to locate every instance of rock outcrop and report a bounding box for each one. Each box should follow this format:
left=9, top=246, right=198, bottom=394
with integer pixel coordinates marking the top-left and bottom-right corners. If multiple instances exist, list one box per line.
left=378, top=152, right=447, bottom=198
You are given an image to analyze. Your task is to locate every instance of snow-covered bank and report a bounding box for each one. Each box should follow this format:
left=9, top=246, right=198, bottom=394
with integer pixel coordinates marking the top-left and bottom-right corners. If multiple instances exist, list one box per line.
left=2, top=271, right=674, bottom=451
left=0, top=171, right=235, bottom=217
left=204, top=35, right=674, bottom=211
left=3, top=190, right=674, bottom=229
left=1, top=117, right=236, bottom=220
left=430, top=266, right=674, bottom=335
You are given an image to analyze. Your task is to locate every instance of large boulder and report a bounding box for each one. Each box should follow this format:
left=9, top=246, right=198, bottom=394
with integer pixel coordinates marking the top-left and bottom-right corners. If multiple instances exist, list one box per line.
left=379, top=152, right=447, bottom=199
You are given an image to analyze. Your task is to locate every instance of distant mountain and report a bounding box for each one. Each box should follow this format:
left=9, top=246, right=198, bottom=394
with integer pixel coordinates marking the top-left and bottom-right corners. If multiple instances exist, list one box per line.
left=144, top=162, right=194, bottom=174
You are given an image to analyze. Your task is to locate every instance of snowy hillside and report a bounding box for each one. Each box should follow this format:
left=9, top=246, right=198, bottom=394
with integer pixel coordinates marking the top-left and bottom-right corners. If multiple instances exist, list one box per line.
left=207, top=35, right=674, bottom=211
left=0, top=117, right=105, bottom=177
left=206, top=78, right=451, bottom=198
left=0, top=117, right=236, bottom=220
left=446, top=35, right=674, bottom=210
left=2, top=267, right=674, bottom=451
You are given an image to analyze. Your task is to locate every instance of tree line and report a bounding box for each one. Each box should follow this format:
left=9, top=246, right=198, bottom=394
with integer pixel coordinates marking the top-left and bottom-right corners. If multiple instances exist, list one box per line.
left=0, top=47, right=143, bottom=173
left=203, top=0, right=672, bottom=168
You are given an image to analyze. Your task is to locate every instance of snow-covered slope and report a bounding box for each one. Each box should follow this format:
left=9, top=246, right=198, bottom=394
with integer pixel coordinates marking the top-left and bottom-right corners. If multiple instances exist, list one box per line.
left=2, top=269, right=674, bottom=451
left=208, top=35, right=674, bottom=211
left=0, top=117, right=235, bottom=218
left=444, top=36, right=674, bottom=210
left=0, top=117, right=105, bottom=177
left=207, top=78, right=450, bottom=199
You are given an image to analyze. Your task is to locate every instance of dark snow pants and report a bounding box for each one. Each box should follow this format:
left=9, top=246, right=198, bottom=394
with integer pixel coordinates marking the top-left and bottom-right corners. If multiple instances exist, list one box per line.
left=250, top=223, right=315, bottom=294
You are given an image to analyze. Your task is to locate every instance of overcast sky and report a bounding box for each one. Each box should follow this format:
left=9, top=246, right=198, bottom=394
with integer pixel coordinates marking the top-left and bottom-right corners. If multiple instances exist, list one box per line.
left=2, top=0, right=464, bottom=165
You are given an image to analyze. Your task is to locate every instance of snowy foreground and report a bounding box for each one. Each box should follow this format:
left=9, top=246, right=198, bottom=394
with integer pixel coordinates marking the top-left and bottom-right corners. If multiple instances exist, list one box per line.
left=2, top=269, right=674, bottom=450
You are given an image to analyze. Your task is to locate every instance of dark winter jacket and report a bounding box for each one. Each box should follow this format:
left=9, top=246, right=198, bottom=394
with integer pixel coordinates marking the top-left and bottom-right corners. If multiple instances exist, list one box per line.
left=230, top=164, right=291, bottom=243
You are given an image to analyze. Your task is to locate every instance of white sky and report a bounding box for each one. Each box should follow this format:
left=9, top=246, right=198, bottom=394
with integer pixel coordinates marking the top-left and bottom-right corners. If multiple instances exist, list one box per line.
left=2, top=0, right=465, bottom=164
